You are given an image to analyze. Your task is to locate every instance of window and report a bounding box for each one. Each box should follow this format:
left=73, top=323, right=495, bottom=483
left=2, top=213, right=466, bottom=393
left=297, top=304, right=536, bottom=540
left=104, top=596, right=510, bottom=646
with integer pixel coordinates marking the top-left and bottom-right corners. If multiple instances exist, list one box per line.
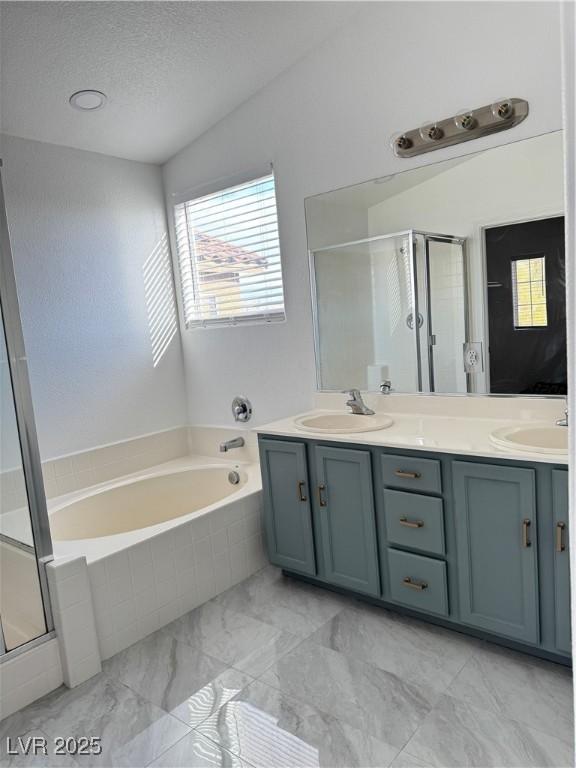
left=174, top=173, right=285, bottom=328
left=511, top=256, right=548, bottom=328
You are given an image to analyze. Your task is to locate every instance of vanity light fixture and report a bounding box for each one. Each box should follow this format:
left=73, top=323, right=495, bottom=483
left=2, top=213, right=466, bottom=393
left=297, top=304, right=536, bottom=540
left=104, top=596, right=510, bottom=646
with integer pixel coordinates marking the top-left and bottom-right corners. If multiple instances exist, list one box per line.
left=69, top=90, right=107, bottom=111
left=393, top=98, right=529, bottom=158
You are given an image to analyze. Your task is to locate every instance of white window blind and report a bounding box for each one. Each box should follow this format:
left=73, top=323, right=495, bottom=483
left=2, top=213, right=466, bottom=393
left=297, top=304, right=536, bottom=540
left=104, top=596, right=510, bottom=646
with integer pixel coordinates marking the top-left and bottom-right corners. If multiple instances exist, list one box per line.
left=174, top=173, right=285, bottom=328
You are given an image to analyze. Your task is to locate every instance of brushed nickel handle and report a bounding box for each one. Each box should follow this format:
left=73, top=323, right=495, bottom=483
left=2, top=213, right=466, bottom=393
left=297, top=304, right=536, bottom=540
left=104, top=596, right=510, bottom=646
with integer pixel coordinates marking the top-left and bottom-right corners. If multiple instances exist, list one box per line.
left=522, top=518, right=531, bottom=548
left=556, top=521, right=566, bottom=553
left=318, top=484, right=327, bottom=507
left=399, top=516, right=424, bottom=529
left=297, top=481, right=307, bottom=502
left=403, top=577, right=428, bottom=591
left=395, top=469, right=421, bottom=480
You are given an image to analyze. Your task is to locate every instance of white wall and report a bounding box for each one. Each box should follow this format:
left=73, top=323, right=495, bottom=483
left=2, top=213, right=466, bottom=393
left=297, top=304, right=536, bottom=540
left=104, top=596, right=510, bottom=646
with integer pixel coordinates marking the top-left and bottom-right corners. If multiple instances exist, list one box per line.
left=1, top=134, right=188, bottom=459
left=163, top=1, right=563, bottom=427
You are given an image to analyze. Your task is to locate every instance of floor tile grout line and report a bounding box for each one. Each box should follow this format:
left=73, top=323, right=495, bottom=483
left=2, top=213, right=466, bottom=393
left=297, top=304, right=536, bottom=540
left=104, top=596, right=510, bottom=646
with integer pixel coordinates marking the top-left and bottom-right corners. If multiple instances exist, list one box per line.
left=142, top=619, right=267, bottom=673
left=242, top=633, right=483, bottom=759
left=402, top=689, right=575, bottom=763
left=439, top=690, right=575, bottom=749
left=169, top=669, right=259, bottom=731
left=192, top=729, right=258, bottom=768
left=111, top=676, right=200, bottom=737
left=102, top=642, right=259, bottom=731
left=193, top=672, right=404, bottom=767
left=143, top=726, right=194, bottom=768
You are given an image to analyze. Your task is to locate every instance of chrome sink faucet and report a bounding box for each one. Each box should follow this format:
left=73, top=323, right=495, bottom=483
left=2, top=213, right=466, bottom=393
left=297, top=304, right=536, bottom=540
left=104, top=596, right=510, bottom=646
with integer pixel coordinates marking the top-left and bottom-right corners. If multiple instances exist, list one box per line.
left=556, top=409, right=568, bottom=427
left=344, top=389, right=375, bottom=416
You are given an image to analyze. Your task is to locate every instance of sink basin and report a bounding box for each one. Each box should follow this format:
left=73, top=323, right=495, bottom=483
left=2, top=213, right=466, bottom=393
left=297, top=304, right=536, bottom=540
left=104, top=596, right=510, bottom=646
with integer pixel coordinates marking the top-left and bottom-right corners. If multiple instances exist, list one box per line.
left=490, top=424, right=568, bottom=455
left=294, top=411, right=393, bottom=434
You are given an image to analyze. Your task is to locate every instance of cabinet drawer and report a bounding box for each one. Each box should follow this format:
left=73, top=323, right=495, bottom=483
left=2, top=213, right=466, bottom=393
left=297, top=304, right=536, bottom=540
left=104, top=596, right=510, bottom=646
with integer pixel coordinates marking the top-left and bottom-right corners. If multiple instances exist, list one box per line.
left=381, top=454, right=442, bottom=494
left=388, top=549, right=448, bottom=616
left=383, top=489, right=445, bottom=555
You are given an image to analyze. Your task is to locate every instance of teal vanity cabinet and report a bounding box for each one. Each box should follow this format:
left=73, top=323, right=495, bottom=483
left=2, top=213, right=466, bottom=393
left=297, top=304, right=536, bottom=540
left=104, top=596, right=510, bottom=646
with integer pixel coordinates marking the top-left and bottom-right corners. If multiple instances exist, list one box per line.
left=553, top=469, right=570, bottom=654
left=313, top=445, right=380, bottom=596
left=452, top=461, right=539, bottom=644
left=259, top=439, right=316, bottom=575
left=258, top=434, right=571, bottom=663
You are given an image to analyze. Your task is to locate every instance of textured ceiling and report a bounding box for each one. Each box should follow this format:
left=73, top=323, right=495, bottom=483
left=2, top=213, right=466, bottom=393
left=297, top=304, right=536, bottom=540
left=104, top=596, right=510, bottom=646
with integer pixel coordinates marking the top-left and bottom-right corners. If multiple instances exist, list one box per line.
left=0, top=1, right=357, bottom=164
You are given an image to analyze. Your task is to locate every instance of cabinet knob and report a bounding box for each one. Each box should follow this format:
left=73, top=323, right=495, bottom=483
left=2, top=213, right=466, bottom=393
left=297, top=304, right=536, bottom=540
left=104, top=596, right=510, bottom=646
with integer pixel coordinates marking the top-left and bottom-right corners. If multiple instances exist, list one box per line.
left=317, top=484, right=327, bottom=507
left=297, top=481, right=307, bottom=502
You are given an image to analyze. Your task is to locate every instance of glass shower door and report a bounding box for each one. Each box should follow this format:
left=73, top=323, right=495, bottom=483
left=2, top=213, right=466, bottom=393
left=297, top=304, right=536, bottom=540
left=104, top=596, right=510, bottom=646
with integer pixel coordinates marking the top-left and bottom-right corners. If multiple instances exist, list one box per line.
left=425, top=237, right=468, bottom=394
left=312, top=233, right=420, bottom=392
left=0, top=163, right=52, bottom=653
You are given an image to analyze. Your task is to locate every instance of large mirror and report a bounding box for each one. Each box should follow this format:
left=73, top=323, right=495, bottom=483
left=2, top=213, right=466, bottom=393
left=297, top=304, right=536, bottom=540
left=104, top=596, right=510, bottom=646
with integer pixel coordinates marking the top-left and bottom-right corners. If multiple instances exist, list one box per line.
left=305, top=131, right=566, bottom=396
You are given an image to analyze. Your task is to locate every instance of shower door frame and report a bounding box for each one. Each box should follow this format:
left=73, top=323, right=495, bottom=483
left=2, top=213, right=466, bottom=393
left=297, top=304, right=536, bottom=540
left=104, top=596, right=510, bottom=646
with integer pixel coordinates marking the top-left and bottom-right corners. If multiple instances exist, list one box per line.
left=309, top=229, right=422, bottom=392
left=309, top=229, right=469, bottom=394
left=0, top=161, right=54, bottom=644
left=420, top=233, right=469, bottom=393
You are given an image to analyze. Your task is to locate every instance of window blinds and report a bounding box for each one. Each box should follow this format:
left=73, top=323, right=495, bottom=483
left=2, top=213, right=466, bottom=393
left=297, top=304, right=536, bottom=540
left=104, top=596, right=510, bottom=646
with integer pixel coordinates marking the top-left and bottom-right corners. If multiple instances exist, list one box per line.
left=174, top=173, right=285, bottom=328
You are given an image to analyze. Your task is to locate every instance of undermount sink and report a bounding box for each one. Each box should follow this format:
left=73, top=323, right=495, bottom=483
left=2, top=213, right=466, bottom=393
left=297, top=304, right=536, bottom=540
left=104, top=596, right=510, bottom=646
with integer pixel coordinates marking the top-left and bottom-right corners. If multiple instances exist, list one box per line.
left=490, top=424, right=568, bottom=455
left=294, top=411, right=394, bottom=434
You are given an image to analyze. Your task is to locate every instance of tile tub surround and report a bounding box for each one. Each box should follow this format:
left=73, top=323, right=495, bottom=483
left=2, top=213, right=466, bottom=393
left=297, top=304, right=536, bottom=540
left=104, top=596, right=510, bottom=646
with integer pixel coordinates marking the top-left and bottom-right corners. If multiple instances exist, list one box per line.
left=38, top=424, right=256, bottom=501
left=40, top=426, right=190, bottom=500
left=0, top=638, right=63, bottom=721
left=1, top=566, right=572, bottom=768
left=256, top=393, right=569, bottom=465
left=86, top=479, right=266, bottom=660
left=45, top=557, right=102, bottom=688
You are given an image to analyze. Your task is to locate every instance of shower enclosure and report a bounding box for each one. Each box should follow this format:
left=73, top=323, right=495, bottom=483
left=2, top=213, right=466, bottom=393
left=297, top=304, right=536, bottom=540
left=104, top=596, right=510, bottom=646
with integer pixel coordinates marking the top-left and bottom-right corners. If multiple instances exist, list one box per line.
left=0, top=162, right=53, bottom=655
left=310, top=230, right=468, bottom=393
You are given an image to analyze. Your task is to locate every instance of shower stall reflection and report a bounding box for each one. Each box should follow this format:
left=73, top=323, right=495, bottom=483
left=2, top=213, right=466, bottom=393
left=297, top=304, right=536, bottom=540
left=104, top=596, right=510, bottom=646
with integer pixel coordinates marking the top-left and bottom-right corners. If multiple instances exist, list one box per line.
left=311, top=230, right=467, bottom=393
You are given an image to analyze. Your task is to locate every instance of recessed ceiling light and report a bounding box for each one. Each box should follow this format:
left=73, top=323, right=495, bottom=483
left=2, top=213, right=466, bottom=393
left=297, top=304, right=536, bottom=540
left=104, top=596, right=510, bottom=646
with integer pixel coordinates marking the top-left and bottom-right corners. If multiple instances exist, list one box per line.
left=69, top=90, right=107, bottom=111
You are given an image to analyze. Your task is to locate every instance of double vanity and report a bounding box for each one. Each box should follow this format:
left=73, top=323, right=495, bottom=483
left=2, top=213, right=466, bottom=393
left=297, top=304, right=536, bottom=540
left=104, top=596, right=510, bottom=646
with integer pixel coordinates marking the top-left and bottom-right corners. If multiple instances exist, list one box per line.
left=257, top=395, right=570, bottom=664
left=258, top=129, right=571, bottom=664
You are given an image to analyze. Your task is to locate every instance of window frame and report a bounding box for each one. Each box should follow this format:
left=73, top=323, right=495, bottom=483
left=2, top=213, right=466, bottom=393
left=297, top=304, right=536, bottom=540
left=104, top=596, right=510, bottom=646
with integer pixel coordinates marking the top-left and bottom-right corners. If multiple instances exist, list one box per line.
left=173, top=171, right=286, bottom=330
left=510, top=253, right=549, bottom=331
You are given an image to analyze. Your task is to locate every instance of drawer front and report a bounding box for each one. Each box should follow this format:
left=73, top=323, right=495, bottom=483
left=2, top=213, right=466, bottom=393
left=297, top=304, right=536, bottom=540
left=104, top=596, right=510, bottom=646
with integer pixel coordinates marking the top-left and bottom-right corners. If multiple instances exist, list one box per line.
left=383, top=489, right=445, bottom=555
left=381, top=454, right=442, bottom=494
left=388, top=549, right=448, bottom=616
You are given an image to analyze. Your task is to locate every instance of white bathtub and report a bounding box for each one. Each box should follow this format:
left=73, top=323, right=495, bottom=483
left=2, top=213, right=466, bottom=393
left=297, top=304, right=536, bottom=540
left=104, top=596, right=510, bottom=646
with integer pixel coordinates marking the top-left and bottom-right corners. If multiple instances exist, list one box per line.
left=51, top=457, right=262, bottom=560
left=48, top=455, right=266, bottom=659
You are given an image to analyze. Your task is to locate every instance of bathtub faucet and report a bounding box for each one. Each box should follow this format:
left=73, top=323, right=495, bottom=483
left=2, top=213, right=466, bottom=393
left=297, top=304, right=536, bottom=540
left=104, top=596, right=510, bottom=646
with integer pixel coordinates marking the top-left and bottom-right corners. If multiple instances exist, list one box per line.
left=219, top=436, right=245, bottom=453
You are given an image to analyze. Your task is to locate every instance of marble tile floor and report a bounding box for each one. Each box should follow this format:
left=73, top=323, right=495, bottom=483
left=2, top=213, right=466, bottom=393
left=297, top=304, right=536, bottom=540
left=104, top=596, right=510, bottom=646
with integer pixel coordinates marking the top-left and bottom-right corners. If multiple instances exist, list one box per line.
left=1, top=566, right=573, bottom=768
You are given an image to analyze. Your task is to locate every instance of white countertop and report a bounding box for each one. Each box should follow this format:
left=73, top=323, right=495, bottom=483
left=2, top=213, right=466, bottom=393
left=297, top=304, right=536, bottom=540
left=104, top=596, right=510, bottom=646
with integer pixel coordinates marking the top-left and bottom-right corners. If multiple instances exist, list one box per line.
left=255, top=396, right=569, bottom=465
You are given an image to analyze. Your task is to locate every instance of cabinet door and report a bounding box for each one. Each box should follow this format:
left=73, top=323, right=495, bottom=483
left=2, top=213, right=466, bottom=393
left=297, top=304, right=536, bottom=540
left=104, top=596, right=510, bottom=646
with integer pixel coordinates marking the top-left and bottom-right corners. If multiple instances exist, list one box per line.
left=553, top=470, right=571, bottom=654
left=314, top=446, right=380, bottom=596
left=260, top=439, right=316, bottom=575
left=453, top=461, right=539, bottom=643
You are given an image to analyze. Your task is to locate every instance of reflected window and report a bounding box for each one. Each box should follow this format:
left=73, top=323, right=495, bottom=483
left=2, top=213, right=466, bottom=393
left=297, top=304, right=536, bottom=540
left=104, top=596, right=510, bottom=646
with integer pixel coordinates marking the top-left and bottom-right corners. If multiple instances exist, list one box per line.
left=511, top=256, right=548, bottom=328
